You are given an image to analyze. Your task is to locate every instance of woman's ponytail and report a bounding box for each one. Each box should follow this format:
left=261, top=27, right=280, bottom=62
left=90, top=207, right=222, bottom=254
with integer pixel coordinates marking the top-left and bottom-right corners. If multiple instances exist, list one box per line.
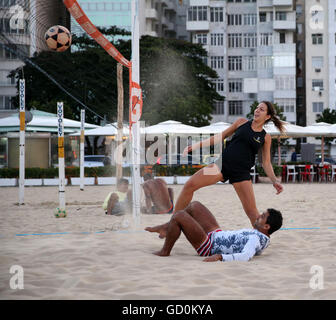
left=261, top=101, right=286, bottom=134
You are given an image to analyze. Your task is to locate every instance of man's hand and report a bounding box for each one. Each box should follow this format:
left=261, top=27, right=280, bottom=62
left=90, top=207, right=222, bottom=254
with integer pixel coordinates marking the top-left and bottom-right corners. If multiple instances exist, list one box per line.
left=203, top=254, right=222, bottom=262
left=273, top=181, right=283, bottom=195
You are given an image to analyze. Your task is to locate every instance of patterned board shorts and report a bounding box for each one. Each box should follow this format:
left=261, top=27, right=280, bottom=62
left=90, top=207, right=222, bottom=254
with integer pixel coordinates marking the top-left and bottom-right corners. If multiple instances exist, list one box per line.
left=196, top=229, right=222, bottom=257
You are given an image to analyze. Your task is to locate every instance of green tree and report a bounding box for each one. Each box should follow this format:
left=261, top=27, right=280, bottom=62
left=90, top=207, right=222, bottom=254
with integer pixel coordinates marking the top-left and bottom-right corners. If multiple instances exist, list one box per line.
left=11, top=29, right=222, bottom=127
left=316, top=108, right=336, bottom=144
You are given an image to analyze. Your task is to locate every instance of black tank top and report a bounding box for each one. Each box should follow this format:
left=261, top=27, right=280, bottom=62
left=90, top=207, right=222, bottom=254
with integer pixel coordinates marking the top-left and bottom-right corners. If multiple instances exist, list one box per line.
left=222, top=120, right=266, bottom=172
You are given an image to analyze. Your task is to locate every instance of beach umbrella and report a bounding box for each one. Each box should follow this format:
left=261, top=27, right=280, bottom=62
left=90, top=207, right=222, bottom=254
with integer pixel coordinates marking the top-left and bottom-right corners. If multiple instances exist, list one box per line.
left=200, top=121, right=231, bottom=134
left=304, top=122, right=334, bottom=163
left=144, top=120, right=211, bottom=163
left=70, top=123, right=130, bottom=136
left=0, top=110, right=98, bottom=134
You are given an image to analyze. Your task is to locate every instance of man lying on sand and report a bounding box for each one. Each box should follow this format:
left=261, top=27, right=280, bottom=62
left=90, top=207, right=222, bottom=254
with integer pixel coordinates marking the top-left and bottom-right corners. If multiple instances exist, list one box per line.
left=141, top=173, right=174, bottom=214
left=145, top=201, right=283, bottom=262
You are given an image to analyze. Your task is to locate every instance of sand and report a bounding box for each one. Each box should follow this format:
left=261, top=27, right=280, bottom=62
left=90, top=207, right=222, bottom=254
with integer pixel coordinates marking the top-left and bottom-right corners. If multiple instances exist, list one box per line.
left=0, top=182, right=335, bottom=300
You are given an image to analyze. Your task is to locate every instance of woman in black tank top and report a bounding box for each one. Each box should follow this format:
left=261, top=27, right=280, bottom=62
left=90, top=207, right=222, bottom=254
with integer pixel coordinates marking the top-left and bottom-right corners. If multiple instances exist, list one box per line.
left=173, top=101, right=285, bottom=227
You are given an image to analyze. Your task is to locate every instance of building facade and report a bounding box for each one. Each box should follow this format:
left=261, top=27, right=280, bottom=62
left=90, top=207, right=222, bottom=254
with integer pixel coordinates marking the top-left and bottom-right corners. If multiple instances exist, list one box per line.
left=187, top=0, right=297, bottom=124
left=0, top=0, right=69, bottom=118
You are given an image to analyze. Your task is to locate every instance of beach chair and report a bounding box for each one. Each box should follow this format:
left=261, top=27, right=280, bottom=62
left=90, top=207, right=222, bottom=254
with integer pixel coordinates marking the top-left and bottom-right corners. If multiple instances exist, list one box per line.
left=250, top=166, right=258, bottom=183
left=318, top=164, right=330, bottom=183
left=286, top=165, right=298, bottom=183
left=300, top=165, right=316, bottom=182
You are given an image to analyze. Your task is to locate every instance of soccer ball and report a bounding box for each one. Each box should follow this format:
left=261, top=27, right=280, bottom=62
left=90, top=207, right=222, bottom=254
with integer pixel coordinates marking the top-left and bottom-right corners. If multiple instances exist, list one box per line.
left=54, top=207, right=67, bottom=218
left=45, top=25, right=72, bottom=52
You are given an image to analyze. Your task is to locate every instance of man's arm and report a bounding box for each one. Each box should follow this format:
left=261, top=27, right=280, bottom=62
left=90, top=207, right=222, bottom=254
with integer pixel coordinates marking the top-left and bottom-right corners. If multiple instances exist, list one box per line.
left=203, top=236, right=259, bottom=262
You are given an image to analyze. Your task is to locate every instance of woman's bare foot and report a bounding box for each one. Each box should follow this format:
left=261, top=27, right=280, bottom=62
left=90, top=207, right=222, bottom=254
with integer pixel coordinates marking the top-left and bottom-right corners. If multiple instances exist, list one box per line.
left=145, top=224, right=168, bottom=239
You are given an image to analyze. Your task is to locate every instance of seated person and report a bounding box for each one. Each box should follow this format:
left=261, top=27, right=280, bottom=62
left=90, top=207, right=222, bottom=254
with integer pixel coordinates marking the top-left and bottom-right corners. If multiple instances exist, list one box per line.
left=103, top=178, right=131, bottom=215
left=141, top=173, right=174, bottom=214
left=145, top=201, right=283, bottom=262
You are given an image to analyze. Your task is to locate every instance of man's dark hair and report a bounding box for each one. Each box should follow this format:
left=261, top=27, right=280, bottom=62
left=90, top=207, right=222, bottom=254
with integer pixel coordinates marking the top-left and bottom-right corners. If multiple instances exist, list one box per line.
left=117, top=178, right=129, bottom=186
left=266, top=208, right=283, bottom=235
left=143, top=173, right=153, bottom=181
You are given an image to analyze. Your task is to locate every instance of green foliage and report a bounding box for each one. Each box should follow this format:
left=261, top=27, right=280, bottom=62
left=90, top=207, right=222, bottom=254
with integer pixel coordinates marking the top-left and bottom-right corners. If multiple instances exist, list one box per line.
left=256, top=165, right=282, bottom=177
left=152, top=164, right=205, bottom=176
left=316, top=108, right=336, bottom=144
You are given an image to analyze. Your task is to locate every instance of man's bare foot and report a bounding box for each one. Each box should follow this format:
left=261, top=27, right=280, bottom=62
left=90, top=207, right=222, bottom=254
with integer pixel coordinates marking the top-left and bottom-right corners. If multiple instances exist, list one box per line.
left=153, top=250, right=170, bottom=256
left=145, top=225, right=168, bottom=239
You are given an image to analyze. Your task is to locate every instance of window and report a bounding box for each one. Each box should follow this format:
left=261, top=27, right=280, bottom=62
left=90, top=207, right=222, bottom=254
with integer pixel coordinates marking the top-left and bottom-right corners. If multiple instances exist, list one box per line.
left=210, top=7, right=224, bottom=22
left=188, top=6, right=207, bottom=21
left=228, top=79, right=243, bottom=93
left=243, top=33, right=257, bottom=48
left=244, top=14, right=257, bottom=25
left=297, top=41, right=303, bottom=53
left=275, top=76, right=295, bottom=90
left=279, top=32, right=286, bottom=44
left=212, top=79, right=225, bottom=92
left=312, top=33, right=323, bottom=45
left=0, top=95, right=13, bottom=110
left=259, top=33, right=273, bottom=46
left=210, top=33, right=224, bottom=46
left=213, top=101, right=224, bottom=115
left=243, top=56, right=257, bottom=71
left=227, top=14, right=242, bottom=26
left=259, top=56, right=273, bottom=69
left=211, top=56, right=224, bottom=69
left=276, top=12, right=287, bottom=21
left=259, top=12, right=266, bottom=23
left=297, top=24, right=303, bottom=34
left=313, top=102, right=323, bottom=113
left=274, top=55, right=295, bottom=67
left=297, top=77, right=303, bottom=88
left=196, top=33, right=207, bottom=45
left=312, top=56, right=323, bottom=69
left=228, top=56, right=242, bottom=71
left=296, top=5, right=303, bottom=17
left=275, top=99, right=295, bottom=113
left=228, top=33, right=242, bottom=48
left=312, top=79, right=324, bottom=91
left=228, top=101, right=243, bottom=115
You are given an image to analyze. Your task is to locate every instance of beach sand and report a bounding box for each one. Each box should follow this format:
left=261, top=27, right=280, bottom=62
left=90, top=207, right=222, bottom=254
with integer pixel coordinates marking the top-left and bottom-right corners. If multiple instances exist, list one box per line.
left=0, top=182, right=335, bottom=300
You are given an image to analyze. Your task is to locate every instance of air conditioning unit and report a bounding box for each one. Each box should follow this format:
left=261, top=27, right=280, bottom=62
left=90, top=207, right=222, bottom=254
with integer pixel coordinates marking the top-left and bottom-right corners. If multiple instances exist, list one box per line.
left=250, top=48, right=255, bottom=52
left=249, top=93, right=256, bottom=98
left=319, top=91, right=322, bottom=96
left=315, top=68, right=321, bottom=72
left=314, top=86, right=320, bottom=91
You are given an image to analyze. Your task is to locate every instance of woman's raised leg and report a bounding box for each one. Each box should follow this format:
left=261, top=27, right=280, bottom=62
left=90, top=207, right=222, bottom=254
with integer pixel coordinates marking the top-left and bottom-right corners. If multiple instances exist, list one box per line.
left=174, top=164, right=223, bottom=212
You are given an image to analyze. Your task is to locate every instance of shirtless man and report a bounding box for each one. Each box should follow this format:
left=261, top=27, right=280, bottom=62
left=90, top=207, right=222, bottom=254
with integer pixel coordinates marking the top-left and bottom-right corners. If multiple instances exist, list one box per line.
left=141, top=173, right=174, bottom=214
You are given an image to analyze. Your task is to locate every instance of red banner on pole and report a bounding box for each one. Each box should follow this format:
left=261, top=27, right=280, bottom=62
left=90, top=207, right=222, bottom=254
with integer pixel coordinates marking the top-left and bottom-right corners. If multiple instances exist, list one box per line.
left=63, top=0, right=131, bottom=68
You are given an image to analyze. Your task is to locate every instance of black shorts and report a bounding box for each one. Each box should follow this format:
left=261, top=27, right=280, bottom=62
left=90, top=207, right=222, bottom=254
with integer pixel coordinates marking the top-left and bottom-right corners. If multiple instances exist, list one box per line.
left=215, top=158, right=252, bottom=184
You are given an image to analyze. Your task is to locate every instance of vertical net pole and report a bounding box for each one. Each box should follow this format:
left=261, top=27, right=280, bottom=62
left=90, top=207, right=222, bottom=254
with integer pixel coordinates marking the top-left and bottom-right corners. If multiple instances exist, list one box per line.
left=57, top=102, right=66, bottom=211
left=131, top=0, right=141, bottom=227
left=80, top=109, right=85, bottom=190
left=19, top=79, right=25, bottom=205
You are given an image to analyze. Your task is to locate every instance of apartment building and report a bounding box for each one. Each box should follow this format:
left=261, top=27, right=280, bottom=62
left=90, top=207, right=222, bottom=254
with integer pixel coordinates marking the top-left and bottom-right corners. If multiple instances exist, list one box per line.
left=71, top=1, right=189, bottom=40
left=187, top=0, right=297, bottom=124
left=305, top=0, right=329, bottom=126
left=0, top=0, right=69, bottom=118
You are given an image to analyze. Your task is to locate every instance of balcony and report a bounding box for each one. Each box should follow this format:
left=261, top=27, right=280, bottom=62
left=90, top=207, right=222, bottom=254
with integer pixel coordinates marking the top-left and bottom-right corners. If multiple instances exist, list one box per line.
left=186, top=21, right=209, bottom=31
left=273, top=43, right=296, bottom=53
left=146, top=8, right=158, bottom=20
left=258, top=0, right=273, bottom=7
left=273, top=19, right=295, bottom=30
left=189, top=0, right=209, bottom=6
left=273, top=0, right=293, bottom=6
